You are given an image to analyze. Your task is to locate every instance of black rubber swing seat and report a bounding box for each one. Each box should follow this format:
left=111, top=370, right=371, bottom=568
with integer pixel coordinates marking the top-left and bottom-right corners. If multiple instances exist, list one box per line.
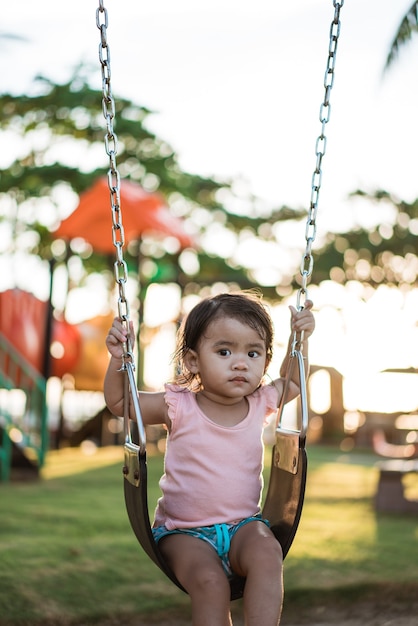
left=123, top=427, right=307, bottom=601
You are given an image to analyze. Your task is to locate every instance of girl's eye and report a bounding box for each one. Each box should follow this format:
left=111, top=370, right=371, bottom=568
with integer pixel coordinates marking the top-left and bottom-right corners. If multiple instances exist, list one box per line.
left=218, top=349, right=231, bottom=356
left=248, top=351, right=259, bottom=358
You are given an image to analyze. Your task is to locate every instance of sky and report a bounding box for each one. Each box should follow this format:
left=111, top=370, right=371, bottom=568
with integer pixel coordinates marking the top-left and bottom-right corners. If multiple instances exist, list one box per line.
left=2, top=1, right=418, bottom=412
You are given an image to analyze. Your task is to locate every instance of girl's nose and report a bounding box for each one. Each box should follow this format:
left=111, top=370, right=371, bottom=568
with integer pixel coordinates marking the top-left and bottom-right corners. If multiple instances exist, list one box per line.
left=233, top=358, right=248, bottom=370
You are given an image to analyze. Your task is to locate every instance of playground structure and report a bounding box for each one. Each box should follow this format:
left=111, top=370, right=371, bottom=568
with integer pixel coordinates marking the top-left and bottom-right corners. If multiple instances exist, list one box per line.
left=0, top=331, right=47, bottom=481
left=0, top=287, right=113, bottom=480
left=0, top=173, right=194, bottom=481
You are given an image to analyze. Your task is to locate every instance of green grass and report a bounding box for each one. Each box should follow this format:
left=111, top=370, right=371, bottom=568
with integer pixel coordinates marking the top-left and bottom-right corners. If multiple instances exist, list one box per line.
left=286, top=449, right=418, bottom=592
left=0, top=445, right=418, bottom=624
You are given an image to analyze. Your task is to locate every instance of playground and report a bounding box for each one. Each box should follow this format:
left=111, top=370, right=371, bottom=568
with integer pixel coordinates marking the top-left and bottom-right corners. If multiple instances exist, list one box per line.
left=2, top=2, right=418, bottom=625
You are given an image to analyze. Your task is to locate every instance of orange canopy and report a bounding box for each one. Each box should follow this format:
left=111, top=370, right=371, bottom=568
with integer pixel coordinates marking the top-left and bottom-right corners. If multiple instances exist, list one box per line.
left=55, top=178, right=193, bottom=253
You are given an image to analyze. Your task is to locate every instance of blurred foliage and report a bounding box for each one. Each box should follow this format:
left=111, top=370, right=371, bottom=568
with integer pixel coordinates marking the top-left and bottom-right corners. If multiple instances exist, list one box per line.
left=0, top=71, right=306, bottom=302
left=1, top=70, right=418, bottom=306
left=313, top=189, right=418, bottom=289
left=384, top=1, right=418, bottom=69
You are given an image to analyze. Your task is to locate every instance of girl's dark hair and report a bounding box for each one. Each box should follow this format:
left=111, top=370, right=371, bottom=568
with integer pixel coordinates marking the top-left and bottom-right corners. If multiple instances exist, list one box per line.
left=173, top=291, right=274, bottom=389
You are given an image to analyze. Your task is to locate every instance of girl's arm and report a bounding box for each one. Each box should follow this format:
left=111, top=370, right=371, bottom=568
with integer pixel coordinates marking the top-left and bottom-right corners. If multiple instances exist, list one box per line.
left=271, top=300, right=315, bottom=404
left=104, top=318, right=170, bottom=427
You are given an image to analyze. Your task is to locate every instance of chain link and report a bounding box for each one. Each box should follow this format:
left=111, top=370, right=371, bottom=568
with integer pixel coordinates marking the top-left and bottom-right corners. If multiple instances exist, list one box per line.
left=298, top=0, right=344, bottom=309
left=96, top=0, right=134, bottom=364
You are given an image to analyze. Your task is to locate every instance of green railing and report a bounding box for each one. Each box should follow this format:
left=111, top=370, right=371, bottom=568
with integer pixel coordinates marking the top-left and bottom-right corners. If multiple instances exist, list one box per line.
left=0, top=333, right=48, bottom=481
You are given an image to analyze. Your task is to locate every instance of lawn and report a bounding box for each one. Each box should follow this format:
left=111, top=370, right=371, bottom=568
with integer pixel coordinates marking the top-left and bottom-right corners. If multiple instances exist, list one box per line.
left=1, top=444, right=417, bottom=625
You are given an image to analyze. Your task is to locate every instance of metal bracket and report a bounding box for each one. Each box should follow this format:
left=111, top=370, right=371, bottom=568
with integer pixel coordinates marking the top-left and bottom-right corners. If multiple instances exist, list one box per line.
left=123, top=441, right=141, bottom=487
left=273, top=429, right=301, bottom=475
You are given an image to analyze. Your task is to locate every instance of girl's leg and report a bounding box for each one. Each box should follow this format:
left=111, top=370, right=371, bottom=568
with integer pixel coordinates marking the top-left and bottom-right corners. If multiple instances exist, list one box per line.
left=159, top=534, right=232, bottom=626
left=229, top=521, right=283, bottom=626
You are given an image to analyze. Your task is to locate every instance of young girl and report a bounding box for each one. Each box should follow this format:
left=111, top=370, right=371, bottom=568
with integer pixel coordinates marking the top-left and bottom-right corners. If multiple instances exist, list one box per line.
left=104, top=291, right=315, bottom=626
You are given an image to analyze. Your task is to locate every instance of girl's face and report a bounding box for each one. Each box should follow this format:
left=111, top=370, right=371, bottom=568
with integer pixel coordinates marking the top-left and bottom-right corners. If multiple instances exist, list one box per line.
left=184, top=316, right=268, bottom=403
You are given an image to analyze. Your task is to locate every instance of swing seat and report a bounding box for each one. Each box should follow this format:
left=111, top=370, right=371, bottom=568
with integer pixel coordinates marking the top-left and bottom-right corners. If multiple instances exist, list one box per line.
left=123, top=425, right=307, bottom=600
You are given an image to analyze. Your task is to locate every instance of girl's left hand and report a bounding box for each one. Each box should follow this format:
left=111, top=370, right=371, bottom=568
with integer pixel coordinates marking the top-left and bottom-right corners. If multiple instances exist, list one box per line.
left=289, top=299, right=315, bottom=339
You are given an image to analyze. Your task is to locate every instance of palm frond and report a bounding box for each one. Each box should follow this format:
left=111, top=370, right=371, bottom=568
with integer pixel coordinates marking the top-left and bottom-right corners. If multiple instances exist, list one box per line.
left=385, top=1, right=418, bottom=70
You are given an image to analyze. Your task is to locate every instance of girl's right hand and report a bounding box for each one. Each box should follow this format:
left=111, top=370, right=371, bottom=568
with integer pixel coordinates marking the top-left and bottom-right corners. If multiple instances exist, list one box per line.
left=105, top=317, right=135, bottom=359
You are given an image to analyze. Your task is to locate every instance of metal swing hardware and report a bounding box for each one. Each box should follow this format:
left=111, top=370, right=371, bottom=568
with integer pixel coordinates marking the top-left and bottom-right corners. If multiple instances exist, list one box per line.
left=274, top=349, right=309, bottom=475
left=122, top=360, right=146, bottom=488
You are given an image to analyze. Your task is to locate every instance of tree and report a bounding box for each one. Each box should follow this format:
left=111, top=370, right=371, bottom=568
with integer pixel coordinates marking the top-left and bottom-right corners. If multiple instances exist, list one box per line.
left=311, top=189, right=418, bottom=289
left=0, top=70, right=307, bottom=304
left=2, top=68, right=417, bottom=306
left=385, top=2, right=418, bottom=69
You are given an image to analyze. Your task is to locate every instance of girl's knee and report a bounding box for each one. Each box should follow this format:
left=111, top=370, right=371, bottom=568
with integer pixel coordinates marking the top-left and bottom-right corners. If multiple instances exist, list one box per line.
left=230, top=524, right=283, bottom=576
left=187, top=565, right=230, bottom=597
left=248, top=530, right=282, bottom=562
left=161, top=538, right=229, bottom=596
left=254, top=536, right=283, bottom=571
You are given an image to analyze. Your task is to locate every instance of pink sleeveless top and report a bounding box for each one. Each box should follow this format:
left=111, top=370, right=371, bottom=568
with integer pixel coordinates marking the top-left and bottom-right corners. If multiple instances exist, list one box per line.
left=153, top=383, right=278, bottom=530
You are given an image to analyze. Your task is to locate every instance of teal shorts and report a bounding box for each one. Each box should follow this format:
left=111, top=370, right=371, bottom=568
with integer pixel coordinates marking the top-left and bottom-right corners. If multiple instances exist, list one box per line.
left=152, top=514, right=269, bottom=577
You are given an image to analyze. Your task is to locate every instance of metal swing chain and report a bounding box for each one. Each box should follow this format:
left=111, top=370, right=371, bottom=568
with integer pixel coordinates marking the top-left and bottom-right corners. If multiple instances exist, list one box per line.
left=280, top=1, right=344, bottom=441
left=297, top=0, right=344, bottom=312
left=96, top=1, right=146, bottom=453
left=96, top=1, right=129, bottom=348
left=290, top=0, right=344, bottom=368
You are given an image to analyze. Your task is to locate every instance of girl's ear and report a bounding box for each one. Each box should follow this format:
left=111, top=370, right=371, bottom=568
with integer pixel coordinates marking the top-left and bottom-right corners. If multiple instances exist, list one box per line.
left=184, top=349, right=199, bottom=374
left=264, top=351, right=272, bottom=373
